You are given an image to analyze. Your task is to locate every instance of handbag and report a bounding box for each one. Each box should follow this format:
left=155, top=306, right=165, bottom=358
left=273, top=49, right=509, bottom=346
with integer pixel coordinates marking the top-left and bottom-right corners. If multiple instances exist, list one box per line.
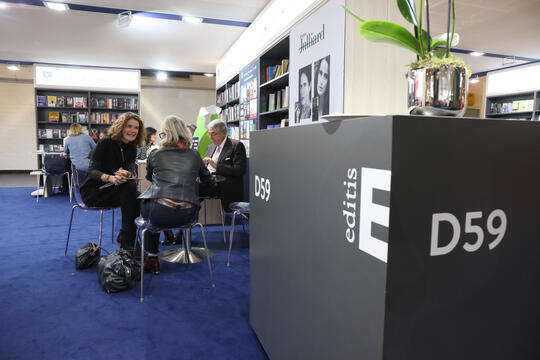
left=97, top=250, right=141, bottom=293
left=75, top=242, right=101, bottom=269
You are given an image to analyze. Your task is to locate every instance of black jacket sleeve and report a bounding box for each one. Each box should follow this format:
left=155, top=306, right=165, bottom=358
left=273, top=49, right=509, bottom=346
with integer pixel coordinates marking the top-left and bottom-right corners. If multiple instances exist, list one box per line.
left=87, top=139, right=109, bottom=181
left=216, top=140, right=246, bottom=178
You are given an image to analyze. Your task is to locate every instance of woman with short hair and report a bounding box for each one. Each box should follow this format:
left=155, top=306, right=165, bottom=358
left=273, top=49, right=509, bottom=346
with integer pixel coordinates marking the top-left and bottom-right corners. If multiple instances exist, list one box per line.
left=136, top=126, right=157, bottom=160
left=80, top=112, right=146, bottom=252
left=138, top=115, right=215, bottom=275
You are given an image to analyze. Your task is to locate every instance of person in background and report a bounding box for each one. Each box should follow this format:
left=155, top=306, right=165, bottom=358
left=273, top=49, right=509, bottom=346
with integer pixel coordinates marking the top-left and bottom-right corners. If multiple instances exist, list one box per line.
left=99, top=128, right=108, bottom=141
left=139, top=115, right=215, bottom=274
left=80, top=112, right=146, bottom=253
left=136, top=126, right=157, bottom=160
left=200, top=119, right=246, bottom=211
left=64, top=123, right=96, bottom=181
left=187, top=123, right=197, bottom=136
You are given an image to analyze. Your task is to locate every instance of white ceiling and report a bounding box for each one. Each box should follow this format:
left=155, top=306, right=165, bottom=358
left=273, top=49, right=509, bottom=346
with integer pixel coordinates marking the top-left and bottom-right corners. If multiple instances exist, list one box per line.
left=0, top=0, right=270, bottom=74
left=0, top=0, right=539, bottom=76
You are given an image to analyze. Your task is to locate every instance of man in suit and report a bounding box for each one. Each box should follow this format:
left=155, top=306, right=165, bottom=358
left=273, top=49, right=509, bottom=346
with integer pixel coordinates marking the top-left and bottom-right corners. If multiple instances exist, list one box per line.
left=200, top=119, right=246, bottom=211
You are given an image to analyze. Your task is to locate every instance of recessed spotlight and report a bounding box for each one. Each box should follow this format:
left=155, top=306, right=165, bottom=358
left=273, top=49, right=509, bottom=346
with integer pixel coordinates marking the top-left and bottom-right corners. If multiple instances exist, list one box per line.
left=203, top=73, right=215, bottom=77
left=470, top=52, right=484, bottom=57
left=183, top=16, right=203, bottom=24
left=470, top=77, right=480, bottom=84
left=43, top=1, right=69, bottom=11
left=7, top=64, right=20, bottom=71
left=156, top=71, right=168, bottom=81
left=0, top=2, right=8, bottom=9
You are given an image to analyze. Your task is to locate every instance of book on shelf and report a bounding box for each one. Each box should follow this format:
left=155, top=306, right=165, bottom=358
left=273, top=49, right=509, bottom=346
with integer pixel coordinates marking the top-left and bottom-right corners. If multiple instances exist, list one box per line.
left=48, top=111, right=60, bottom=122
left=78, top=112, right=88, bottom=124
left=47, top=96, right=57, bottom=107
left=66, top=97, right=73, bottom=107
left=37, top=96, right=47, bottom=107
left=57, top=96, right=65, bottom=107
left=71, top=113, right=78, bottom=123
left=46, top=129, right=53, bottom=138
left=74, top=96, right=86, bottom=108
left=61, top=112, right=69, bottom=123
left=268, top=93, right=275, bottom=111
left=283, top=86, right=289, bottom=108
left=61, top=129, right=67, bottom=138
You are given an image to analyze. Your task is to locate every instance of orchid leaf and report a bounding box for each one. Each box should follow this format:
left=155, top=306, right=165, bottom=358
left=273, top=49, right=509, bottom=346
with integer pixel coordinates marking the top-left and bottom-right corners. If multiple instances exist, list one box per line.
left=358, top=21, right=422, bottom=57
left=342, top=5, right=365, bottom=23
left=431, top=33, right=460, bottom=49
left=397, top=0, right=418, bottom=26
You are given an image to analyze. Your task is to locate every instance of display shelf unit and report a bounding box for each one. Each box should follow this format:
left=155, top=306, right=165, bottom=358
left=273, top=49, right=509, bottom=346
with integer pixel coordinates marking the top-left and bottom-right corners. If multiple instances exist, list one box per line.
left=35, top=89, right=139, bottom=157
left=485, top=91, right=540, bottom=121
left=258, top=36, right=289, bottom=130
left=217, top=74, right=241, bottom=124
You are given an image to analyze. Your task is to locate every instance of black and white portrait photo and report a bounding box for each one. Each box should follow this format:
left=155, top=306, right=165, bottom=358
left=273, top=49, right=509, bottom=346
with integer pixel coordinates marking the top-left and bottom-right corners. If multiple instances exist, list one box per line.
left=298, top=64, right=312, bottom=119
left=314, top=55, right=330, bottom=118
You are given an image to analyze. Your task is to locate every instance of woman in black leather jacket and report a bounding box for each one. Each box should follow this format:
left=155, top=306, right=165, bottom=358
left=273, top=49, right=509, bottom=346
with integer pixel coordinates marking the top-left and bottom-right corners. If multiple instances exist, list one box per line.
left=138, top=115, right=216, bottom=274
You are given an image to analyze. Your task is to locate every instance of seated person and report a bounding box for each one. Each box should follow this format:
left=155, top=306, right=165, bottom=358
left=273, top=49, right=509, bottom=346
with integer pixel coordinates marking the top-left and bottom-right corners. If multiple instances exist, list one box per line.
left=200, top=119, right=247, bottom=211
left=136, top=126, right=157, bottom=161
left=64, top=123, right=95, bottom=182
left=80, top=112, right=145, bottom=252
left=139, top=115, right=215, bottom=275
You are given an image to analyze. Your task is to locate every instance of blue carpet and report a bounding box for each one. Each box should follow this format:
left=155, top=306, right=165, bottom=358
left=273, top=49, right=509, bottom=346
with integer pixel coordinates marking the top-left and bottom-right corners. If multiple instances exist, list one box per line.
left=0, top=188, right=266, bottom=360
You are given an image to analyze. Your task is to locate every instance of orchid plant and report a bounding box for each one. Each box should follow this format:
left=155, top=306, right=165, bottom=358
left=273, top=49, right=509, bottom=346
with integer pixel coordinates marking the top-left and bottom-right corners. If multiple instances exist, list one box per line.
left=344, top=0, right=468, bottom=71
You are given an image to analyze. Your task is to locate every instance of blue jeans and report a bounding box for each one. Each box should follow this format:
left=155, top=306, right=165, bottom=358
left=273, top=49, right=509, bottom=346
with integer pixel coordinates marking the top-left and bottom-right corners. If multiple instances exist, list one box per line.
left=140, top=199, right=198, bottom=254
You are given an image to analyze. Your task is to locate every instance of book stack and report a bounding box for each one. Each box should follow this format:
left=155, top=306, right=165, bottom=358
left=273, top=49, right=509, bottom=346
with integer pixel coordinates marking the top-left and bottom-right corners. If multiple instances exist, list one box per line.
left=91, top=97, right=139, bottom=110
left=266, top=86, right=289, bottom=112
left=48, top=112, right=60, bottom=122
left=265, top=59, right=289, bottom=82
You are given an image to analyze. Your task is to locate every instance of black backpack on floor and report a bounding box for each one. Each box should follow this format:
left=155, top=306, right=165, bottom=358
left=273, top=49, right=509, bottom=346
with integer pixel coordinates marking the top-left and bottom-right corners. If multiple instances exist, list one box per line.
left=97, top=250, right=140, bottom=293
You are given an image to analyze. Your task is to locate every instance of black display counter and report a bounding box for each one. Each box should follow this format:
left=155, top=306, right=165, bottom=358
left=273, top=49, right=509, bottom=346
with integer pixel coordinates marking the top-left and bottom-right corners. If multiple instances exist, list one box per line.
left=249, top=115, right=540, bottom=360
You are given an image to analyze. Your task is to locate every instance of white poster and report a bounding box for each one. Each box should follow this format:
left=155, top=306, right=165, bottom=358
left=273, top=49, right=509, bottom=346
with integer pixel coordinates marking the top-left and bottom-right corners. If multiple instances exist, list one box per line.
left=288, top=0, right=345, bottom=125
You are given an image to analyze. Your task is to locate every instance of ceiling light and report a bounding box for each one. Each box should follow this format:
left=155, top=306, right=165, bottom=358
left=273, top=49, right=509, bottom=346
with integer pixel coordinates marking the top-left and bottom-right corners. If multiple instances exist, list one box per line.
left=43, top=2, right=69, bottom=11
left=469, top=77, right=480, bottom=84
left=183, top=16, right=203, bottom=24
left=117, top=10, right=132, bottom=28
left=6, top=64, right=20, bottom=71
left=0, top=2, right=8, bottom=9
left=204, top=73, right=215, bottom=77
left=156, top=71, right=168, bottom=81
left=470, top=52, right=484, bottom=57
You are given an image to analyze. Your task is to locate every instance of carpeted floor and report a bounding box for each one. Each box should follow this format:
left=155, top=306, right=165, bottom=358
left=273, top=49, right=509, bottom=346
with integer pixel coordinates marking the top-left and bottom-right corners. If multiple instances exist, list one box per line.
left=0, top=187, right=266, bottom=360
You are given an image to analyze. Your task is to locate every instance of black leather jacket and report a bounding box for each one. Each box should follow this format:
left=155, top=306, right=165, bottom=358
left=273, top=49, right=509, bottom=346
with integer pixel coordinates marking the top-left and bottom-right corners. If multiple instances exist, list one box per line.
left=138, top=146, right=215, bottom=207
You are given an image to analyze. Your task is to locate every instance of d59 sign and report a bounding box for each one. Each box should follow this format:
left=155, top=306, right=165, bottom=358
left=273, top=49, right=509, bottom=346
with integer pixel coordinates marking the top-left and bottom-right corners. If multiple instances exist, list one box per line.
left=254, top=175, right=270, bottom=201
left=430, top=209, right=507, bottom=256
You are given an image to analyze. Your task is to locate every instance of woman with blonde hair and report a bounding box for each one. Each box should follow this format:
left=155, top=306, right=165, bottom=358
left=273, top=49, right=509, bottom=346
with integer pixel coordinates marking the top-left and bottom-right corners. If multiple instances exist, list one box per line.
left=80, top=112, right=146, bottom=253
left=138, top=115, right=215, bottom=275
left=64, top=123, right=95, bottom=173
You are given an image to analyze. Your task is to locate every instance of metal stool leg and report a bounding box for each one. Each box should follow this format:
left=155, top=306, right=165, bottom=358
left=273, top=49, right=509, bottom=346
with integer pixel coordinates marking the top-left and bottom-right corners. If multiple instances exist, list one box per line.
left=64, top=204, right=78, bottom=256
left=98, top=210, right=104, bottom=249
left=219, top=199, right=226, bottom=243
left=140, top=228, right=146, bottom=303
left=36, top=173, right=40, bottom=203
left=195, top=223, right=215, bottom=287
left=67, top=172, right=72, bottom=202
left=227, top=211, right=237, bottom=267
left=111, top=209, right=115, bottom=244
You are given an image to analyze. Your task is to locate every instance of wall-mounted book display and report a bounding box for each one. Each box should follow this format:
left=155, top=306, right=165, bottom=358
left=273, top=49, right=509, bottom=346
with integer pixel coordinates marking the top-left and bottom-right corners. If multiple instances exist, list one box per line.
left=35, top=89, right=139, bottom=153
left=259, top=36, right=289, bottom=130
left=485, top=91, right=540, bottom=121
left=217, top=75, right=241, bottom=125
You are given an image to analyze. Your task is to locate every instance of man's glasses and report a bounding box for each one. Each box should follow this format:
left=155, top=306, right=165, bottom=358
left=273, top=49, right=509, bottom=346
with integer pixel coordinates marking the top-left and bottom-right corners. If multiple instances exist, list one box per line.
left=159, top=132, right=166, bottom=139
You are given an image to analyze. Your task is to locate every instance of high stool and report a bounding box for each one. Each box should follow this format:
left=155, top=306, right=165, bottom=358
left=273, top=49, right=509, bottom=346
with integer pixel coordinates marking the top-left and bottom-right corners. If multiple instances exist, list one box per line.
left=227, top=202, right=250, bottom=267
left=134, top=217, right=215, bottom=302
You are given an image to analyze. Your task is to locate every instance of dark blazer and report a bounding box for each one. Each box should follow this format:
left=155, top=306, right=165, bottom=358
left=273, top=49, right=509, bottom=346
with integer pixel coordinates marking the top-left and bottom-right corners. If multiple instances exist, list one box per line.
left=80, top=136, right=137, bottom=202
left=139, top=146, right=215, bottom=207
left=206, top=137, right=246, bottom=209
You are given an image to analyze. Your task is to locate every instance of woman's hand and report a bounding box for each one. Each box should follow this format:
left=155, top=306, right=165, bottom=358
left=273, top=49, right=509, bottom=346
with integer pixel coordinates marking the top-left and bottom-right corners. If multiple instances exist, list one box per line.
left=115, top=167, right=132, bottom=181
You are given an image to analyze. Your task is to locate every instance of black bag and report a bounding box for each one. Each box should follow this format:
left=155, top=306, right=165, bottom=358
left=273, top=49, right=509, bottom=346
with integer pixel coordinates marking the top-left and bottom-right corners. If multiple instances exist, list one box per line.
left=97, top=250, right=140, bottom=293
left=75, top=242, right=101, bottom=269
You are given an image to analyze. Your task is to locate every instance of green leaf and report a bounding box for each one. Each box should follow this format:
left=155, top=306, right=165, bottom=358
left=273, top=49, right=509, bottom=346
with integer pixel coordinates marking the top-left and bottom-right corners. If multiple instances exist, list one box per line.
left=431, top=33, right=460, bottom=49
left=397, top=0, right=418, bottom=26
left=342, top=5, right=365, bottom=23
left=358, top=21, right=422, bottom=56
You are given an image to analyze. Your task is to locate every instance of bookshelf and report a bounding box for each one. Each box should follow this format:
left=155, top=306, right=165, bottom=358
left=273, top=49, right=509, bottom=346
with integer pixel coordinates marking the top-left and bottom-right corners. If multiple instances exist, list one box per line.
left=35, top=89, right=139, bottom=154
left=217, top=74, right=240, bottom=125
left=485, top=91, right=540, bottom=121
left=259, top=36, right=289, bottom=130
